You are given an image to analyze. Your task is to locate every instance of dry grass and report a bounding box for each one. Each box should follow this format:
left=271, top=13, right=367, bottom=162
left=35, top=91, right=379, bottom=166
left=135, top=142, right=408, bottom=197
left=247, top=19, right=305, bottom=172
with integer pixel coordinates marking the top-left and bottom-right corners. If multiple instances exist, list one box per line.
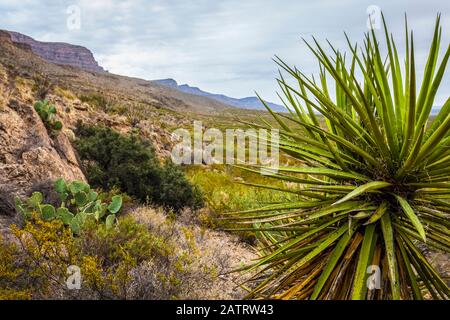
left=129, top=206, right=257, bottom=299
left=0, top=206, right=257, bottom=300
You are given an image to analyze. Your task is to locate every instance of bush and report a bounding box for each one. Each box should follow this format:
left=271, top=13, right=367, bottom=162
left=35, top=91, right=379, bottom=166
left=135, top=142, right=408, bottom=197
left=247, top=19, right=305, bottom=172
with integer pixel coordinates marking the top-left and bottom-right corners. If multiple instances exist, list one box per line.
left=128, top=206, right=255, bottom=299
left=0, top=208, right=253, bottom=300
left=159, top=160, right=204, bottom=212
left=0, top=215, right=153, bottom=299
left=74, top=123, right=203, bottom=211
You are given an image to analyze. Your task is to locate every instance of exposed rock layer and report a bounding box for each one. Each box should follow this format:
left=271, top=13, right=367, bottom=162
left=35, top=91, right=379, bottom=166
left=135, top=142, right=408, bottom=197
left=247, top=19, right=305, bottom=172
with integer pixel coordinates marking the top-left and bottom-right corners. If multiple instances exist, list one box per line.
left=6, top=30, right=105, bottom=73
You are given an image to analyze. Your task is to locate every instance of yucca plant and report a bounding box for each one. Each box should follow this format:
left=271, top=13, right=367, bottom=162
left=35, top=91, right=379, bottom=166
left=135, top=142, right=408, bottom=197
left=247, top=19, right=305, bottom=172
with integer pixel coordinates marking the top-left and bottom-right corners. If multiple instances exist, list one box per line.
left=230, top=14, right=450, bottom=299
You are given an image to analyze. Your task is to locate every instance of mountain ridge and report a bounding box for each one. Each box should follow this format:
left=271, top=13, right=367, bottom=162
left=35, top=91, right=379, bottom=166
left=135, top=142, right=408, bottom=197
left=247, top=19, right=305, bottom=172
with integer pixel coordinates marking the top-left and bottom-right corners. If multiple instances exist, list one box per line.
left=0, top=31, right=256, bottom=117
left=1, top=29, right=285, bottom=113
left=153, top=78, right=286, bottom=112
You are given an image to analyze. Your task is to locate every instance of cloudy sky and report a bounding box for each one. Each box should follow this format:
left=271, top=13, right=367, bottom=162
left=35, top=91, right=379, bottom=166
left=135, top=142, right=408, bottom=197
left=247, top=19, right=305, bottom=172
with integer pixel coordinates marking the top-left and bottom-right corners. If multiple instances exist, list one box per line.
left=1, top=0, right=450, bottom=104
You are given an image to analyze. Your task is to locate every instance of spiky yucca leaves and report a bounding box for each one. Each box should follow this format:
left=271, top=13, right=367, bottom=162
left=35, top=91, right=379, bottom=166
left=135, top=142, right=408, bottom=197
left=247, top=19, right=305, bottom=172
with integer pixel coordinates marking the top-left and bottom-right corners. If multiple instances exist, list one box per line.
left=230, top=15, right=450, bottom=300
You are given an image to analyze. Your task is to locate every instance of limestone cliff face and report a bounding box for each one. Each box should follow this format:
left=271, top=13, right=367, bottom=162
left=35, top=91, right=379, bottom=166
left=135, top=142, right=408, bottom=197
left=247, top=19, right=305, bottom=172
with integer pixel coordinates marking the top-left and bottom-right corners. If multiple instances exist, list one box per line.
left=6, top=31, right=105, bottom=73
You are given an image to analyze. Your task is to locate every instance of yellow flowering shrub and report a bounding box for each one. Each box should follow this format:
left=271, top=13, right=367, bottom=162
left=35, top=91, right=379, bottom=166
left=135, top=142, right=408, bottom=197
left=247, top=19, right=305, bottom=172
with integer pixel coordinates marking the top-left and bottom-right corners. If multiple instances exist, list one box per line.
left=0, top=236, right=31, bottom=300
left=1, top=207, right=254, bottom=300
left=0, top=214, right=156, bottom=299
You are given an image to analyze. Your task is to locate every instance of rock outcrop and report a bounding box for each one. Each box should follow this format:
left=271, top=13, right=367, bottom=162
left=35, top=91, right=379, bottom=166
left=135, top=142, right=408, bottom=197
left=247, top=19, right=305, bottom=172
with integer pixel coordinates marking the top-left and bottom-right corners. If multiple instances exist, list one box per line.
left=0, top=96, right=86, bottom=219
left=6, top=30, right=105, bottom=73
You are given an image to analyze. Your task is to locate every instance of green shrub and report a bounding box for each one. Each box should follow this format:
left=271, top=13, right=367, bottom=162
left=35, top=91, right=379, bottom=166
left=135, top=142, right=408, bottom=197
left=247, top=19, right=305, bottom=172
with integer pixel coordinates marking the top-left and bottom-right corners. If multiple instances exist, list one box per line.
left=74, top=123, right=203, bottom=211
left=33, top=99, right=62, bottom=135
left=15, top=178, right=122, bottom=234
left=158, top=160, right=204, bottom=212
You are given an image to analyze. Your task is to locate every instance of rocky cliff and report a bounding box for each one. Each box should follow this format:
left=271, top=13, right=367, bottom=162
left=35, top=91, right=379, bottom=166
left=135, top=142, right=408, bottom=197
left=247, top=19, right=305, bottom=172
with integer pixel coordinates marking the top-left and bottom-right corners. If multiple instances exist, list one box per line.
left=0, top=40, right=86, bottom=225
left=0, top=98, right=86, bottom=215
left=6, top=30, right=105, bottom=73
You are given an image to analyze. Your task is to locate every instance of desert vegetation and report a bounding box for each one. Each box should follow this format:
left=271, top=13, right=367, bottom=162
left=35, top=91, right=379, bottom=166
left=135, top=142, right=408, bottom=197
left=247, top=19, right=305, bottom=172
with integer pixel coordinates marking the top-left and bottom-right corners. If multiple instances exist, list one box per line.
left=0, top=10, right=449, bottom=302
left=229, top=15, right=450, bottom=299
left=74, top=123, right=204, bottom=212
left=0, top=207, right=251, bottom=300
left=15, top=179, right=123, bottom=234
left=0, top=93, right=252, bottom=300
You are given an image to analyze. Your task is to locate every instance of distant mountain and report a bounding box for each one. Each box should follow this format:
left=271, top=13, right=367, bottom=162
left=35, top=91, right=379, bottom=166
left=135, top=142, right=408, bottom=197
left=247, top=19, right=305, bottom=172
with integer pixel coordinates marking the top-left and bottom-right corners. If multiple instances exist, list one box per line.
left=431, top=106, right=442, bottom=116
left=4, top=30, right=105, bottom=73
left=153, top=78, right=286, bottom=112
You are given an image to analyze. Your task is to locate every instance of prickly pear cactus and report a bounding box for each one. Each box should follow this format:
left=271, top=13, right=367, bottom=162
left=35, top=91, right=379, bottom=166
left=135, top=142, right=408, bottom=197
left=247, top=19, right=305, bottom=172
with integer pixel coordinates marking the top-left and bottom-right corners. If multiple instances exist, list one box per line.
left=15, top=178, right=123, bottom=234
left=33, top=99, right=63, bottom=135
